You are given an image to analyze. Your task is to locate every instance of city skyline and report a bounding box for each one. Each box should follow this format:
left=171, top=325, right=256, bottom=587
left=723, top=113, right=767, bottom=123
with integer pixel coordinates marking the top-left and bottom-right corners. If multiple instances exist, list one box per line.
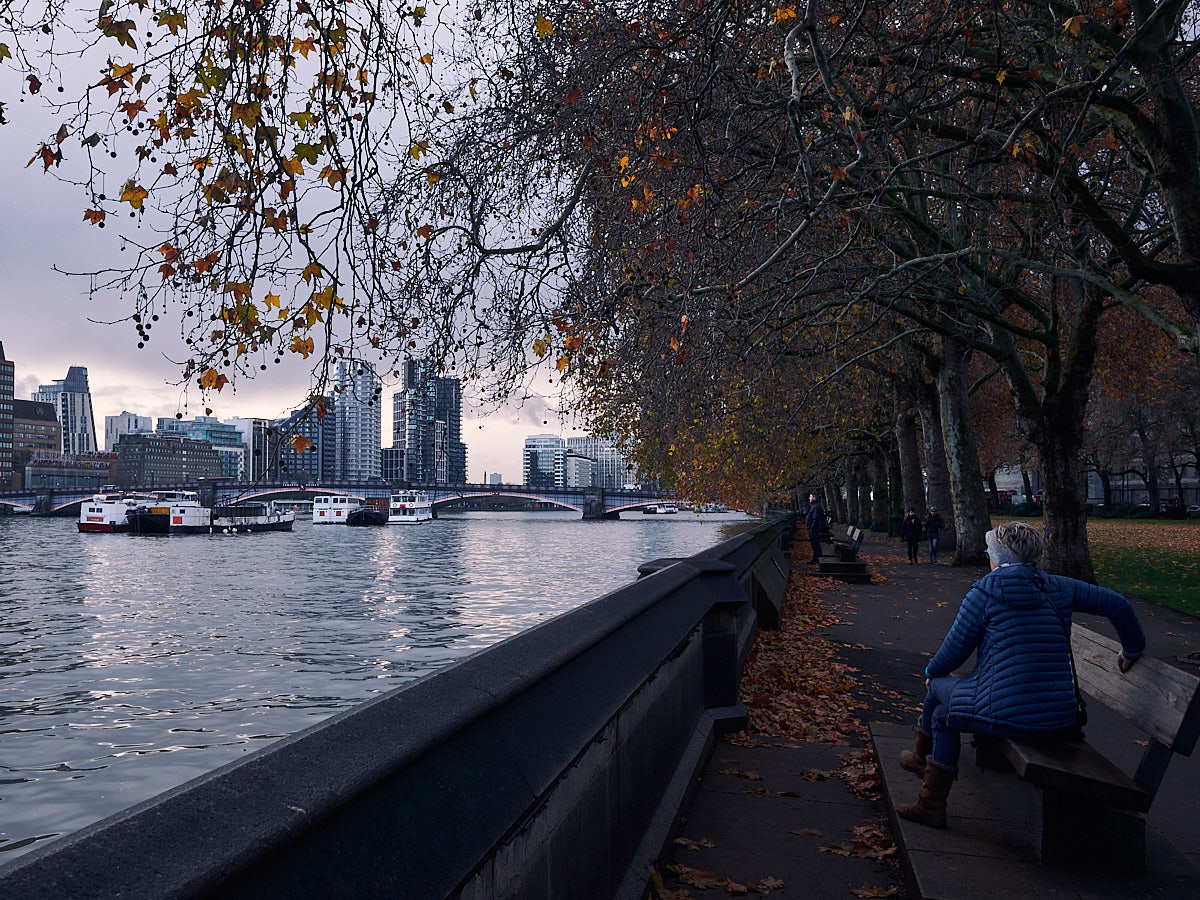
left=0, top=99, right=587, bottom=485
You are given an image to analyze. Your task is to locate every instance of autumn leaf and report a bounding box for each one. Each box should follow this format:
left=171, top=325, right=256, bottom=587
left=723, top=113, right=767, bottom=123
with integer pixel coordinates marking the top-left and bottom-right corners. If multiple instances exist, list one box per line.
left=851, top=886, right=899, bottom=898
left=199, top=368, right=229, bottom=391
left=996, top=69, right=1007, bottom=86
left=532, top=336, right=549, bottom=357
left=1063, top=15, right=1088, bottom=35
left=0, top=43, right=11, bottom=62
left=535, top=14, right=554, bottom=38
left=418, top=52, right=434, bottom=65
left=83, top=209, right=106, bottom=226
left=409, top=141, right=429, bottom=160
left=718, top=767, right=762, bottom=781
left=290, top=335, right=315, bottom=358
left=291, top=435, right=314, bottom=454
left=416, top=223, right=435, bottom=240
left=672, top=836, right=716, bottom=851
left=119, top=179, right=148, bottom=209
left=264, top=293, right=281, bottom=309
left=772, top=6, right=797, bottom=24
left=555, top=354, right=570, bottom=372
left=301, top=262, right=323, bottom=283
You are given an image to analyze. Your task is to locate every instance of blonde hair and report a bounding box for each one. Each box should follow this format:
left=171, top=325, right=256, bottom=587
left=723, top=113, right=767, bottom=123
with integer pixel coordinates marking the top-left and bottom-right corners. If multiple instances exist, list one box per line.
left=992, top=521, right=1044, bottom=563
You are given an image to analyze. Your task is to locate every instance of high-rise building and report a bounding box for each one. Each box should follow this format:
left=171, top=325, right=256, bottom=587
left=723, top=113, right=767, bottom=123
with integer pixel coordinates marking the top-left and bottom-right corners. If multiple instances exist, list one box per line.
left=0, top=342, right=13, bottom=486
left=566, top=436, right=639, bottom=490
left=33, top=366, right=98, bottom=455
left=105, top=411, right=154, bottom=451
left=397, top=358, right=467, bottom=484
left=336, top=359, right=382, bottom=480
left=227, top=417, right=275, bottom=483
left=523, top=434, right=565, bottom=487
left=272, top=400, right=337, bottom=481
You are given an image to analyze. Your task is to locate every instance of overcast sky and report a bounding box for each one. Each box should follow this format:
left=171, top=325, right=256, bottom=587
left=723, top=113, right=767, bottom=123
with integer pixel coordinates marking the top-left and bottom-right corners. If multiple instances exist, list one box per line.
left=0, top=70, right=574, bottom=483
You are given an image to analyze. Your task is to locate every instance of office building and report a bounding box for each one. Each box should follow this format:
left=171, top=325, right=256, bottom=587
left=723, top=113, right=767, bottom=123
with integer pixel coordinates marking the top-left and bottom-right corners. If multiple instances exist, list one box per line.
left=523, top=434, right=565, bottom=487
left=397, top=358, right=467, bottom=484
left=33, top=366, right=98, bottom=455
left=158, top=416, right=247, bottom=480
left=566, top=435, right=639, bottom=489
left=381, top=446, right=405, bottom=483
left=11, top=400, right=62, bottom=487
left=336, top=359, right=382, bottom=480
left=113, top=433, right=221, bottom=485
left=562, top=451, right=593, bottom=488
left=0, top=342, right=13, bottom=486
left=105, top=411, right=154, bottom=451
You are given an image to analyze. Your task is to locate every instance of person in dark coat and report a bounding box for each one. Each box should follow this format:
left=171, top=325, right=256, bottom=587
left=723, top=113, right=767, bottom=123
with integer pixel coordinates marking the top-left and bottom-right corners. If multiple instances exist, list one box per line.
left=804, top=493, right=826, bottom=564
left=900, top=508, right=922, bottom=564
left=895, top=521, right=1145, bottom=828
left=922, top=507, right=945, bottom=563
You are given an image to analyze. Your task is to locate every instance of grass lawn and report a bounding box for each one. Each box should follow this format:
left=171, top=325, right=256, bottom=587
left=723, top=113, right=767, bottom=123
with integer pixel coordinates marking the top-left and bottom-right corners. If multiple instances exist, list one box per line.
left=1085, top=519, right=1200, bottom=617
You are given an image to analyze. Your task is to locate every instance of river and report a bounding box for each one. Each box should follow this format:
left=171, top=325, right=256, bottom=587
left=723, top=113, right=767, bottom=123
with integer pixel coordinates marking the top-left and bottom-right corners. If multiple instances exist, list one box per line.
left=0, top=509, right=756, bottom=860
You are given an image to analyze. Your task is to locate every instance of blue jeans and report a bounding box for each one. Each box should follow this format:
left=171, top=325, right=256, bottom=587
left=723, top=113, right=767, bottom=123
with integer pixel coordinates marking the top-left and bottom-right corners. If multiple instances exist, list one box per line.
left=928, top=535, right=940, bottom=561
left=920, top=677, right=961, bottom=768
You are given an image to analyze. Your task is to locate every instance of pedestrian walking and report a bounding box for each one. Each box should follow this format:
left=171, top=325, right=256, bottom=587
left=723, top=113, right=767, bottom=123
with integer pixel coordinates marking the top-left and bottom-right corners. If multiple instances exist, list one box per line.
left=895, top=521, right=1145, bottom=828
left=900, top=508, right=921, bottom=564
left=923, top=506, right=945, bottom=563
left=804, top=492, right=826, bottom=564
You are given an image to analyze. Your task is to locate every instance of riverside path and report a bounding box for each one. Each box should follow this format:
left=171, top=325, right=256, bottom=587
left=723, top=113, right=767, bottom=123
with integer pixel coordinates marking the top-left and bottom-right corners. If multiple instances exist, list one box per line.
left=652, top=535, right=1200, bottom=899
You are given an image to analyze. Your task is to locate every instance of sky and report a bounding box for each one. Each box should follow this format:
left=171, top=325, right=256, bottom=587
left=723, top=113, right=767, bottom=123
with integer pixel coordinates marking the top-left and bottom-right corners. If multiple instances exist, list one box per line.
left=0, top=63, right=574, bottom=484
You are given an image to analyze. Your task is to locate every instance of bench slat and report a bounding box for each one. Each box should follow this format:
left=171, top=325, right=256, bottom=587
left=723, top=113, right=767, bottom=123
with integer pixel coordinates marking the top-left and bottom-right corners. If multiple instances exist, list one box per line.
left=1072, top=626, right=1200, bottom=754
left=999, top=738, right=1153, bottom=813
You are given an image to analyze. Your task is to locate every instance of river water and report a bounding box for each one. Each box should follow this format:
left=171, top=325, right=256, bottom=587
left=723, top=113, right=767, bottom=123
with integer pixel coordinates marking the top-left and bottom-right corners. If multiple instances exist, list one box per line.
left=0, top=509, right=756, bottom=860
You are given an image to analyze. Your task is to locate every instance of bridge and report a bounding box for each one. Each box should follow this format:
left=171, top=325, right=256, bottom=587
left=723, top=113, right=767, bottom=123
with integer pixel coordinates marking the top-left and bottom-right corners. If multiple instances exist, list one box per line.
left=0, top=481, right=671, bottom=520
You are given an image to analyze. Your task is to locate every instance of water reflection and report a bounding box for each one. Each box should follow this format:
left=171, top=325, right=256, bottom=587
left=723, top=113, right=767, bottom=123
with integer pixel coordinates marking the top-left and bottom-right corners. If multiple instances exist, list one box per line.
left=0, top=510, right=756, bottom=858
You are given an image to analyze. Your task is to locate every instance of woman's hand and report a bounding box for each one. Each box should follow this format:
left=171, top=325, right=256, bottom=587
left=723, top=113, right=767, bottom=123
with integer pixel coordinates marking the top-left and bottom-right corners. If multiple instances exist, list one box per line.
left=1117, top=652, right=1137, bottom=674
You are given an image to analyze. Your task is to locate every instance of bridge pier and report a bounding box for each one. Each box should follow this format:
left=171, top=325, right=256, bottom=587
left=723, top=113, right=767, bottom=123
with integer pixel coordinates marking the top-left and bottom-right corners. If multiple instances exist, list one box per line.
left=582, top=487, right=619, bottom=520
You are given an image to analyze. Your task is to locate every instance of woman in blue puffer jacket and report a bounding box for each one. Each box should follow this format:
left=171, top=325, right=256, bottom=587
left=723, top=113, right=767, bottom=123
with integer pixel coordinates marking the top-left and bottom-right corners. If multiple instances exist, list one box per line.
left=897, top=521, right=1146, bottom=828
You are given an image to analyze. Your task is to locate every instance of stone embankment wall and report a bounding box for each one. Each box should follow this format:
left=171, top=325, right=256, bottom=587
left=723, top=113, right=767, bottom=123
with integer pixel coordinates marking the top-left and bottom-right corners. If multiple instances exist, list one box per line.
left=0, top=516, right=795, bottom=899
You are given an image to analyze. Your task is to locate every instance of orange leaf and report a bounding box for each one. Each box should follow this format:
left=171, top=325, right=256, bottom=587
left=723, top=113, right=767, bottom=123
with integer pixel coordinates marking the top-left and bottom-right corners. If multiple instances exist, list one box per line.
left=291, top=435, right=314, bottom=454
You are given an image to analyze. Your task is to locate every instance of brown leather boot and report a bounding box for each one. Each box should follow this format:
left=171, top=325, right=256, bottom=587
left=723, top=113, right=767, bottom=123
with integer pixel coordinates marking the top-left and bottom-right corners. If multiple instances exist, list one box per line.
left=897, top=759, right=956, bottom=828
left=898, top=727, right=932, bottom=777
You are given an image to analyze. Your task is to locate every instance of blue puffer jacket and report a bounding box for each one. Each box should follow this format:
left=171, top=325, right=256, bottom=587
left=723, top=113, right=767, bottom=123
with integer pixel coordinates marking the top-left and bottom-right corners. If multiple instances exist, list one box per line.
left=925, top=563, right=1146, bottom=734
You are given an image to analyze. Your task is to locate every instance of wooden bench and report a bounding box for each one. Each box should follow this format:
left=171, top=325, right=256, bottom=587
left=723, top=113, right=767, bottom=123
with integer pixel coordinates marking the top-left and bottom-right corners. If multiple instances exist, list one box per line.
left=813, top=525, right=869, bottom=583
left=973, top=625, right=1200, bottom=874
left=832, top=525, right=864, bottom=561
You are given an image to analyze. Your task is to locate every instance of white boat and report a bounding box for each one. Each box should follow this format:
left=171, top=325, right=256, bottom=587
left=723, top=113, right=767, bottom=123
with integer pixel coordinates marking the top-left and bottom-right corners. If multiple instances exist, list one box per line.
left=211, top=501, right=296, bottom=533
left=126, top=491, right=210, bottom=534
left=78, top=493, right=140, bottom=533
left=388, top=490, right=433, bottom=524
left=642, top=504, right=679, bottom=515
left=313, top=495, right=365, bottom=525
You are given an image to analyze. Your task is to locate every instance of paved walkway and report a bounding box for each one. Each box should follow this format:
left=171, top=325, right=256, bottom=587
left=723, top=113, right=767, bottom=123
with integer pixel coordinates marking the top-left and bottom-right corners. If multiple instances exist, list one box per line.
left=652, top=533, right=1200, bottom=899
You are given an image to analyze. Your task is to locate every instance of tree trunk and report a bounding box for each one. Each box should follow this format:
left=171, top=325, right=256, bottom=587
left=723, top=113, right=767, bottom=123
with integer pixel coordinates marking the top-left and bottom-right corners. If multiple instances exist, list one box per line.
left=846, top=464, right=861, bottom=526
left=1099, top=467, right=1112, bottom=507
left=916, top=378, right=956, bottom=546
left=1021, top=466, right=1034, bottom=504
left=937, top=336, right=989, bottom=566
left=888, top=446, right=904, bottom=536
left=858, top=463, right=872, bottom=530
left=871, top=443, right=889, bottom=532
left=894, top=387, right=925, bottom=514
left=824, top=480, right=845, bottom=524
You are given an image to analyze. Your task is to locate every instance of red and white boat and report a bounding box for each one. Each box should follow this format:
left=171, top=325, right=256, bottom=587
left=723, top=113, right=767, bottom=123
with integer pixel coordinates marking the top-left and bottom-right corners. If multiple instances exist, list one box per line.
left=78, top=493, right=140, bottom=533
left=313, top=494, right=365, bottom=525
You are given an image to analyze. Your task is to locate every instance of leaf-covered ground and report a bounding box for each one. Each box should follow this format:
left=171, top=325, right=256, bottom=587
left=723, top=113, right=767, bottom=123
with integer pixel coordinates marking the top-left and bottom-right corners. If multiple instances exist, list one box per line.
left=1086, top=520, right=1200, bottom=615
left=650, top=548, right=904, bottom=899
